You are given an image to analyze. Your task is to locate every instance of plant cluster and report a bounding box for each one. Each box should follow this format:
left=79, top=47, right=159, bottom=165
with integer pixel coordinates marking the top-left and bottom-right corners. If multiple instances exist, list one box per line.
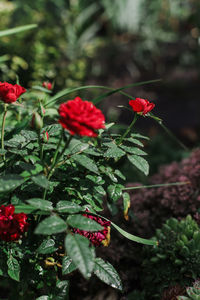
left=0, top=69, right=159, bottom=299
left=177, top=280, right=200, bottom=300
left=141, top=215, right=200, bottom=299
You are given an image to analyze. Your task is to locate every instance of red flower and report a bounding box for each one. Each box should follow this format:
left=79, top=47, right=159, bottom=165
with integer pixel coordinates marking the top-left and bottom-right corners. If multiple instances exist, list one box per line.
left=58, top=97, right=105, bottom=137
left=129, top=98, right=155, bottom=115
left=0, top=204, right=29, bottom=242
left=42, top=82, right=52, bottom=90
left=0, top=82, right=26, bottom=104
left=73, top=213, right=111, bottom=247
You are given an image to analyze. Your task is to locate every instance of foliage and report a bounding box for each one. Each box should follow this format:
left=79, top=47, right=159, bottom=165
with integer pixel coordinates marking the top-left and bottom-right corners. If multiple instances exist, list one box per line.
left=0, top=24, right=161, bottom=299
left=1, top=0, right=200, bottom=90
left=177, top=280, right=200, bottom=300
left=141, top=215, right=200, bottom=299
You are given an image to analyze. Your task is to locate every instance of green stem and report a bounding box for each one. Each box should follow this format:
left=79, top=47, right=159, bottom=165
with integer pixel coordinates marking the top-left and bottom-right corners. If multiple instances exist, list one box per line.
left=150, top=113, right=189, bottom=151
left=159, top=122, right=188, bottom=151
left=42, top=132, right=63, bottom=200
left=43, top=132, right=72, bottom=200
left=37, top=131, right=43, bottom=161
left=1, top=104, right=8, bottom=161
left=123, top=181, right=190, bottom=191
left=117, top=113, right=138, bottom=145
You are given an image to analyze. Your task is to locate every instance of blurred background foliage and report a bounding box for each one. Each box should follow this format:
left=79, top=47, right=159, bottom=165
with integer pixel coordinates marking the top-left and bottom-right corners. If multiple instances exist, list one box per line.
left=1, top=0, right=200, bottom=173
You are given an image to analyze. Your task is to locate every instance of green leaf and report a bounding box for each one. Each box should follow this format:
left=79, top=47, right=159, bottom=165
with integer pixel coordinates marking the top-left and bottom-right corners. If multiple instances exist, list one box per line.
left=37, top=239, right=57, bottom=254
left=119, top=145, right=147, bottom=155
left=127, top=155, right=149, bottom=176
left=99, top=166, right=118, bottom=183
left=56, top=201, right=84, bottom=214
left=65, top=234, right=95, bottom=279
left=62, top=256, right=77, bottom=275
left=111, top=221, right=157, bottom=246
left=35, top=215, right=67, bottom=235
left=14, top=204, right=37, bottom=214
left=114, top=169, right=126, bottom=180
left=107, top=184, right=124, bottom=202
left=0, top=24, right=37, bottom=37
left=20, top=130, right=38, bottom=141
left=7, top=256, right=20, bottom=281
left=125, top=138, right=144, bottom=147
left=36, top=297, right=49, bottom=300
left=131, top=133, right=149, bottom=140
left=72, top=154, right=99, bottom=174
left=94, top=185, right=106, bottom=196
left=68, top=139, right=89, bottom=154
left=94, top=258, right=122, bottom=290
left=54, top=280, right=69, bottom=300
left=123, top=192, right=131, bottom=221
left=31, top=175, right=49, bottom=189
left=84, top=148, right=102, bottom=156
left=0, top=175, right=25, bottom=192
left=26, top=198, right=53, bottom=211
left=83, top=194, right=103, bottom=211
left=67, top=215, right=103, bottom=231
left=103, top=143, right=126, bottom=158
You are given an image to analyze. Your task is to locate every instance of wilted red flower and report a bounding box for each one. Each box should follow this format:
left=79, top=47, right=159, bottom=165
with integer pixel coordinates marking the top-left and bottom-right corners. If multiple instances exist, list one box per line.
left=129, top=98, right=155, bottom=115
left=73, top=213, right=111, bottom=246
left=58, top=97, right=105, bottom=137
left=42, top=81, right=52, bottom=90
left=0, top=82, right=26, bottom=104
left=0, top=204, right=29, bottom=242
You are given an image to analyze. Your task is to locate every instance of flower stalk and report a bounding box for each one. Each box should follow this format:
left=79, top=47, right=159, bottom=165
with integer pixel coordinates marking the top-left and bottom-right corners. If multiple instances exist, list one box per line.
left=1, top=104, right=8, bottom=161
left=117, top=113, right=138, bottom=145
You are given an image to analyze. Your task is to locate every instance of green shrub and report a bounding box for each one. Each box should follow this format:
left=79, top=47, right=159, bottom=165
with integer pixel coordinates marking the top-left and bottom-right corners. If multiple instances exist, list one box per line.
left=177, top=280, right=200, bottom=300
left=142, top=215, right=200, bottom=299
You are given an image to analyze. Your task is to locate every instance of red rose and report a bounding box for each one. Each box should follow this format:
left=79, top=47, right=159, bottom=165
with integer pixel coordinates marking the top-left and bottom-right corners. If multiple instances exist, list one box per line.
left=0, top=204, right=29, bottom=242
left=73, top=213, right=111, bottom=247
left=42, top=82, right=52, bottom=90
left=0, top=82, right=26, bottom=104
left=129, top=98, right=155, bottom=115
left=58, top=97, right=105, bottom=137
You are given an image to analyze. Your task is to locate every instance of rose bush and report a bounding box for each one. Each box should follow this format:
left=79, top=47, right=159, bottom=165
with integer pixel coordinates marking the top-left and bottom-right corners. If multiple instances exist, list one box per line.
left=0, top=75, right=159, bottom=298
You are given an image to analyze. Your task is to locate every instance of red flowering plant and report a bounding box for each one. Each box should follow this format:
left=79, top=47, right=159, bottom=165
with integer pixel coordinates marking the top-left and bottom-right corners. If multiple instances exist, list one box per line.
left=0, top=25, right=188, bottom=300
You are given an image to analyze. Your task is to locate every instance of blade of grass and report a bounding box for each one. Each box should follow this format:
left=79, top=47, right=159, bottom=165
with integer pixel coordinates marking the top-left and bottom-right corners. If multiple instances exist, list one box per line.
left=91, top=213, right=157, bottom=246
left=45, top=79, right=161, bottom=108
left=93, top=79, right=162, bottom=104
left=123, top=181, right=190, bottom=191
left=111, top=221, right=158, bottom=246
left=0, top=24, right=38, bottom=38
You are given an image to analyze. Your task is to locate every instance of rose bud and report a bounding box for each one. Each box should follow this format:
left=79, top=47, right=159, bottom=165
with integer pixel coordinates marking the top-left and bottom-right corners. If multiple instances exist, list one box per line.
left=31, top=112, right=43, bottom=131
left=42, top=131, right=49, bottom=143
left=42, top=82, right=52, bottom=90
left=129, top=98, right=155, bottom=115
